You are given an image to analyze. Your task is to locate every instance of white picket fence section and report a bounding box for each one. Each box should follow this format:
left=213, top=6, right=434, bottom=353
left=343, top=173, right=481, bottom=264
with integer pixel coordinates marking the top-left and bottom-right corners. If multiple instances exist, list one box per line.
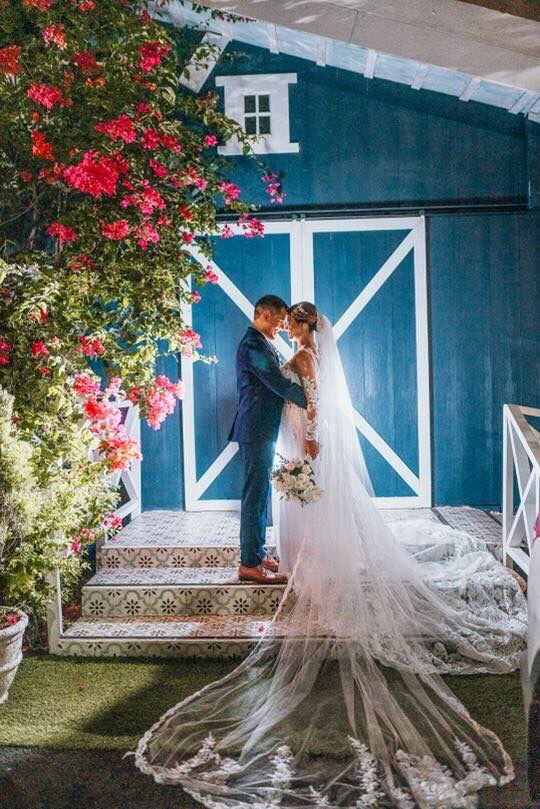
left=47, top=402, right=141, bottom=652
left=502, top=404, right=540, bottom=576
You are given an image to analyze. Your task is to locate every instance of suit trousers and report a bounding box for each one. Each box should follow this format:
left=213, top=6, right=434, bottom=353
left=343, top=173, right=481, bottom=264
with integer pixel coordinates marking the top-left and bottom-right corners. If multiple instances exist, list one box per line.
left=238, top=441, right=275, bottom=567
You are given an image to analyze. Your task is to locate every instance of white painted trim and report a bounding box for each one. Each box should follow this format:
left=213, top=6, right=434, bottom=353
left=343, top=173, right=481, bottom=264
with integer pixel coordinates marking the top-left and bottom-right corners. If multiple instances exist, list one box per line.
left=332, top=231, right=416, bottom=340
left=266, top=23, right=279, bottom=54
left=411, top=63, right=429, bottom=91
left=316, top=39, right=327, bottom=67
left=364, top=49, right=377, bottom=79
left=216, top=73, right=299, bottom=155
left=459, top=76, right=481, bottom=102
left=182, top=216, right=431, bottom=510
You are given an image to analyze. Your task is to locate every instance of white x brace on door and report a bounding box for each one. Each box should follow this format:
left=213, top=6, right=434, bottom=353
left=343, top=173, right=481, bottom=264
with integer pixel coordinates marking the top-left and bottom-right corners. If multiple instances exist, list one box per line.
left=182, top=216, right=431, bottom=510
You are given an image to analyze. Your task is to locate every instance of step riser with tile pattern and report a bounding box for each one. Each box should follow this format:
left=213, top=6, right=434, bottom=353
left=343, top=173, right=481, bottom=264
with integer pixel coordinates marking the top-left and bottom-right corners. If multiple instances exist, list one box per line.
left=81, top=583, right=284, bottom=619
left=97, top=544, right=276, bottom=570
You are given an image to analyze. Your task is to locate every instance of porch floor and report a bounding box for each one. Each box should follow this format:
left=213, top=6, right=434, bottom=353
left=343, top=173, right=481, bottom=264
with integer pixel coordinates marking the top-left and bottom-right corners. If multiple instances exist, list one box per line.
left=57, top=506, right=504, bottom=658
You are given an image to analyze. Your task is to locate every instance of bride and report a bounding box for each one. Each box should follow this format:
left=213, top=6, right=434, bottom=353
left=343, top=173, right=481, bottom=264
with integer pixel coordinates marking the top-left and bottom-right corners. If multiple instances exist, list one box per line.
left=131, top=302, right=526, bottom=808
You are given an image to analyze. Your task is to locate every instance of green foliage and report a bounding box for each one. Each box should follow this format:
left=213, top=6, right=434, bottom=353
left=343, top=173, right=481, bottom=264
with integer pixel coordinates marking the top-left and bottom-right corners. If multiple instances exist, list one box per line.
left=0, top=1, right=261, bottom=618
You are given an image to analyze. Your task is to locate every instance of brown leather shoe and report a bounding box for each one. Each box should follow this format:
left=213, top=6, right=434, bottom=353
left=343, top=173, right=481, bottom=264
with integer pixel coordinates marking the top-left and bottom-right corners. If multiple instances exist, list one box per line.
left=238, top=564, right=288, bottom=584
left=261, top=556, right=279, bottom=573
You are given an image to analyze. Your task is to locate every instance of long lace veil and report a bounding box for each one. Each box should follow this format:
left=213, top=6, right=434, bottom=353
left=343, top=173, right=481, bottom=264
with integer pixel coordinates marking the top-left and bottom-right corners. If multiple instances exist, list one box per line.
left=131, top=314, right=525, bottom=807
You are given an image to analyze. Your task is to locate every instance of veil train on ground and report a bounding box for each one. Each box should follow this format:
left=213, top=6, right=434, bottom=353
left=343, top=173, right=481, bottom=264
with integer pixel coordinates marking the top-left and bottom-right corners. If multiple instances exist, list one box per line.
left=130, top=315, right=526, bottom=808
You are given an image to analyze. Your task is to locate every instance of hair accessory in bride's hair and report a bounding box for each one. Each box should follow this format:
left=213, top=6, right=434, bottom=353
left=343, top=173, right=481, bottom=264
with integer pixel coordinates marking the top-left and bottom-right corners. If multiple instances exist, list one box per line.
left=289, top=301, right=318, bottom=331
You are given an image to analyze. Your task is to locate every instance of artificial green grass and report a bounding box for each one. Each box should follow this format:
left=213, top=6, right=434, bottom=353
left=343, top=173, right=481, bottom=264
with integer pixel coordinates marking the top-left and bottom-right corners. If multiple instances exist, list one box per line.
left=0, top=654, right=527, bottom=757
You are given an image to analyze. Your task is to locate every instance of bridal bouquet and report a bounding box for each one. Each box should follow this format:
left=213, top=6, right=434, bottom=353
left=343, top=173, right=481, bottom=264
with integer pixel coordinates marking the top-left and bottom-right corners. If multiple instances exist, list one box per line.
left=270, top=455, right=323, bottom=506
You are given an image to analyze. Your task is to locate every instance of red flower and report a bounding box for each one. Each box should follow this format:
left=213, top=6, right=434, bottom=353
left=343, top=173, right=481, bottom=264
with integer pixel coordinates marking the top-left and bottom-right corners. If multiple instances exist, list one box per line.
left=204, top=134, right=217, bottom=147
left=138, top=41, right=171, bottom=72
left=0, top=355, right=9, bottom=366
left=63, top=150, right=127, bottom=197
left=158, top=133, right=181, bottom=152
left=70, top=536, right=81, bottom=553
left=181, top=232, right=193, bottom=244
left=19, top=171, right=33, bottom=183
left=76, top=335, right=105, bottom=356
left=27, top=83, right=69, bottom=110
left=101, top=219, right=130, bottom=240
left=148, top=158, right=168, bottom=178
left=23, top=0, right=52, bottom=9
left=41, top=24, right=66, bottom=50
left=72, top=51, right=100, bottom=74
left=0, top=45, right=21, bottom=76
left=78, top=0, right=95, bottom=9
left=134, top=101, right=152, bottom=117
left=204, top=266, right=219, bottom=284
left=46, top=222, right=77, bottom=243
left=95, top=114, right=136, bottom=143
left=140, top=128, right=160, bottom=150
left=0, top=339, right=12, bottom=351
left=31, top=341, right=49, bottom=358
left=38, top=162, right=65, bottom=184
left=218, top=181, right=241, bottom=205
left=31, top=130, right=55, bottom=161
left=38, top=366, right=51, bottom=376
left=72, top=373, right=100, bottom=397
left=67, top=253, right=94, bottom=272
left=178, top=205, right=192, bottom=221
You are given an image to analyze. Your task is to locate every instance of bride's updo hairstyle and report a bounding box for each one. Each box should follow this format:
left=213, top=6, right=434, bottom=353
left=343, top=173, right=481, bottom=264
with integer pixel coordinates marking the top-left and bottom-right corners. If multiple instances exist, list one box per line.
left=288, top=301, right=318, bottom=332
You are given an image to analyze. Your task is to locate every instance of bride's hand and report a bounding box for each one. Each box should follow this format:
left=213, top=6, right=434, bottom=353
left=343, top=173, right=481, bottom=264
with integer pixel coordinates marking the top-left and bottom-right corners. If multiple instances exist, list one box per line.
left=304, top=439, right=319, bottom=459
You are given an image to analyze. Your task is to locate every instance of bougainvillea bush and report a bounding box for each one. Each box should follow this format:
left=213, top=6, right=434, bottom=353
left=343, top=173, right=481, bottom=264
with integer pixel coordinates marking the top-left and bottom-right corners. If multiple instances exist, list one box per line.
left=0, top=0, right=265, bottom=625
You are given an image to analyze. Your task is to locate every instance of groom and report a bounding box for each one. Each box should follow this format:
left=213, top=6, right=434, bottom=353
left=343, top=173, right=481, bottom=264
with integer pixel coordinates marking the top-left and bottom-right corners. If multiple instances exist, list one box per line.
left=229, top=295, right=307, bottom=584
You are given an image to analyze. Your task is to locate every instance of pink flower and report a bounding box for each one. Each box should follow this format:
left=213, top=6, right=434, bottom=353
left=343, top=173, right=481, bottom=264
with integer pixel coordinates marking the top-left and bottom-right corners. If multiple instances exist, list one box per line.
left=95, top=114, right=136, bottom=143
left=67, top=253, right=94, bottom=272
left=262, top=172, right=286, bottom=204
left=0, top=339, right=12, bottom=351
left=134, top=222, right=160, bottom=250
left=218, top=181, right=241, bottom=205
left=101, top=219, right=130, bottom=240
left=70, top=537, right=81, bottom=554
left=46, top=222, right=77, bottom=244
left=238, top=213, right=264, bottom=239
left=30, top=340, right=49, bottom=358
left=220, top=224, right=234, bottom=239
left=98, top=432, right=141, bottom=471
left=0, top=354, right=10, bottom=366
left=204, top=266, right=219, bottom=284
left=190, top=290, right=201, bottom=304
left=178, top=205, right=192, bottom=221
left=63, top=150, right=128, bottom=198
left=78, top=0, right=96, bottom=10
left=535, top=513, right=540, bottom=538
left=0, top=45, right=21, bottom=76
left=177, top=328, right=201, bottom=358
left=134, top=101, right=152, bottom=116
left=72, top=373, right=100, bottom=397
left=27, top=83, right=68, bottom=110
left=76, top=335, right=105, bottom=356
left=41, top=24, right=66, bottom=50
left=138, top=41, right=171, bottom=72
left=102, top=512, right=122, bottom=532
left=204, top=134, right=218, bottom=147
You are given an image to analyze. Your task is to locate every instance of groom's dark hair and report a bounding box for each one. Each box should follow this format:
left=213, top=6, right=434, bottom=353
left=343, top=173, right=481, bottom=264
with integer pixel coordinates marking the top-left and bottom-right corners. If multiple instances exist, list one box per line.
left=254, top=295, right=288, bottom=317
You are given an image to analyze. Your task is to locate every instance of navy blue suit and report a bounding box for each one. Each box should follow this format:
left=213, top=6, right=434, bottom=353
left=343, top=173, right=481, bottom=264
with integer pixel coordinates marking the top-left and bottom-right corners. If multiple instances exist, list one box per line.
left=229, top=327, right=306, bottom=567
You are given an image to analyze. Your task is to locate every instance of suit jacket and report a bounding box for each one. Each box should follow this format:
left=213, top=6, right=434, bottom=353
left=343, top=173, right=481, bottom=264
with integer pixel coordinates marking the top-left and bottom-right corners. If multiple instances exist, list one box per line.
left=228, top=326, right=307, bottom=444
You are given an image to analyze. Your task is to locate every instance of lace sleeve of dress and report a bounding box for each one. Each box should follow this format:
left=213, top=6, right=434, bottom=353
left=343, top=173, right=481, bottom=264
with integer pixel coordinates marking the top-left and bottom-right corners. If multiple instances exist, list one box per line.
left=295, top=348, right=319, bottom=442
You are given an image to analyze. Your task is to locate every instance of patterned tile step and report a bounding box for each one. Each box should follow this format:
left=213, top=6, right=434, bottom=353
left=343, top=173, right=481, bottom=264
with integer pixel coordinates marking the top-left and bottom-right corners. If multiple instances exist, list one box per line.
left=63, top=614, right=271, bottom=639
left=54, top=636, right=254, bottom=659
left=97, top=509, right=438, bottom=570
left=434, top=506, right=503, bottom=560
left=81, top=567, right=284, bottom=618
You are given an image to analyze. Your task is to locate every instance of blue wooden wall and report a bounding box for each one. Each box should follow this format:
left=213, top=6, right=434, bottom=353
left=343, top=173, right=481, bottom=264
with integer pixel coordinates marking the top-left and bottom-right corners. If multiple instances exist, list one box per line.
left=141, top=40, right=539, bottom=511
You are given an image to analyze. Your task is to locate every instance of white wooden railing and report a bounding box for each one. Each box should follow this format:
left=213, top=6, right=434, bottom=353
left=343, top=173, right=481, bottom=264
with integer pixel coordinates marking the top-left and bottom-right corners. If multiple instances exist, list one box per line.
left=502, top=404, right=540, bottom=576
left=47, top=402, right=141, bottom=652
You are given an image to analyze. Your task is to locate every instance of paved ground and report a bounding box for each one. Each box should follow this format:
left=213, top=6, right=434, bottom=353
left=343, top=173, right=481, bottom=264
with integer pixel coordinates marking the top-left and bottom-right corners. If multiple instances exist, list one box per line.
left=0, top=746, right=537, bottom=808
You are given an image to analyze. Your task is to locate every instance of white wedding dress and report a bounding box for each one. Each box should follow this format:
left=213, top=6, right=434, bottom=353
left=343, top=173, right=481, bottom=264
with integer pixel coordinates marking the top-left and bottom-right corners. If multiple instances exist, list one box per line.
left=131, top=316, right=527, bottom=808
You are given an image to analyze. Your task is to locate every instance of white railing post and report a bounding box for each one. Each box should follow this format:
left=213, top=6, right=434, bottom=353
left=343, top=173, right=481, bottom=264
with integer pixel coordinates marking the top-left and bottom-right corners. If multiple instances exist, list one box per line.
left=502, top=404, right=540, bottom=576
left=46, top=402, right=142, bottom=651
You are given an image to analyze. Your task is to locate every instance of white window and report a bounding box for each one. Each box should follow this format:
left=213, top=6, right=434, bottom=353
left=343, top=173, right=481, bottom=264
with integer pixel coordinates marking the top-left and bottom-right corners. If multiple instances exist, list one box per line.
left=215, top=73, right=299, bottom=155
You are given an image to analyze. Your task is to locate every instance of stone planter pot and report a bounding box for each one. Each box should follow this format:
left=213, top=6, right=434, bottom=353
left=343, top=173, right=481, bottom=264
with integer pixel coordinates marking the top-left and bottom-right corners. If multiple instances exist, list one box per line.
left=0, top=607, right=28, bottom=705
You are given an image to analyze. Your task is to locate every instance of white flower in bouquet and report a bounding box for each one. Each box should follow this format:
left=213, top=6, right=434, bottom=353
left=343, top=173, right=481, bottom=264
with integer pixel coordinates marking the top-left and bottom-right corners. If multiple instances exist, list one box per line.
left=270, top=454, right=323, bottom=507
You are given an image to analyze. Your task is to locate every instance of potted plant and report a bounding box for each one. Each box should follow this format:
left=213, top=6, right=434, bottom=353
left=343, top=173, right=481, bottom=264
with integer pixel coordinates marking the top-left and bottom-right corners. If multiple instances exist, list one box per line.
left=0, top=607, right=28, bottom=704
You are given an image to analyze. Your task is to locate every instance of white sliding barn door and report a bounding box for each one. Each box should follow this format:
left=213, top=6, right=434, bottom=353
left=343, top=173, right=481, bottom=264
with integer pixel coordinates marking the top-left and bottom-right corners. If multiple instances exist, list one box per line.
left=182, top=216, right=431, bottom=509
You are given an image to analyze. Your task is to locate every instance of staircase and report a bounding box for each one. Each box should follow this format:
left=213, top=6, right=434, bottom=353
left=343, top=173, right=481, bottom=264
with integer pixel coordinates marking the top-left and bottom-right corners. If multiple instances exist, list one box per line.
left=56, top=511, right=281, bottom=658
left=53, top=506, right=505, bottom=658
